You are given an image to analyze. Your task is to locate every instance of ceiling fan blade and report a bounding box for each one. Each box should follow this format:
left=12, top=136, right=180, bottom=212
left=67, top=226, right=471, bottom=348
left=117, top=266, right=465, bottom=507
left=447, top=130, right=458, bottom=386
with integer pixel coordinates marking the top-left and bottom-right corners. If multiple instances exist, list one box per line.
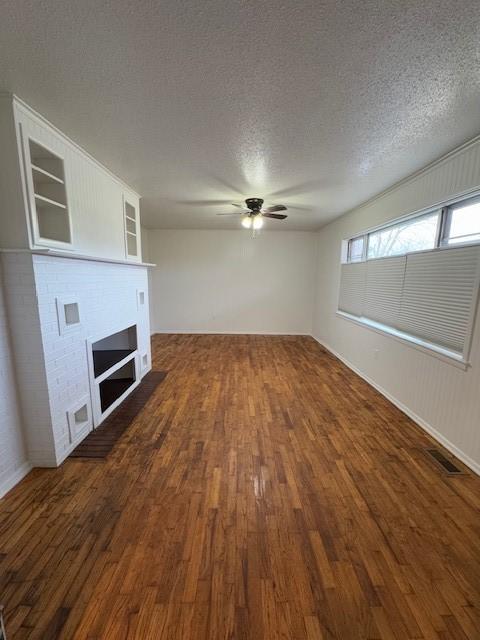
left=177, top=199, right=237, bottom=206
left=262, top=213, right=288, bottom=220
left=216, top=211, right=246, bottom=216
left=263, top=204, right=287, bottom=213
left=231, top=202, right=246, bottom=208
left=287, top=205, right=312, bottom=211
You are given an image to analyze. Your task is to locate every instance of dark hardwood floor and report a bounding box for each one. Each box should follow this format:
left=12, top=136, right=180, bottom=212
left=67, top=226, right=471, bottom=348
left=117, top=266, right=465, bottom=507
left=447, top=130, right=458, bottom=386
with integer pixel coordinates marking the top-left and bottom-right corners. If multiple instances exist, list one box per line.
left=1, top=334, right=479, bottom=639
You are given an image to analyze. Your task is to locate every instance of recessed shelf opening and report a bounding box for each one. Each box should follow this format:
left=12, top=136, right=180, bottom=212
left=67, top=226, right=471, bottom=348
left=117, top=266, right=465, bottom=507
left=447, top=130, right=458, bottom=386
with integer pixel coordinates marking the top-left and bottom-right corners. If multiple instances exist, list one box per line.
left=124, top=200, right=138, bottom=258
left=37, top=206, right=71, bottom=243
left=67, top=396, right=91, bottom=443
left=99, top=359, right=136, bottom=413
left=92, top=325, right=138, bottom=378
left=29, top=139, right=71, bottom=245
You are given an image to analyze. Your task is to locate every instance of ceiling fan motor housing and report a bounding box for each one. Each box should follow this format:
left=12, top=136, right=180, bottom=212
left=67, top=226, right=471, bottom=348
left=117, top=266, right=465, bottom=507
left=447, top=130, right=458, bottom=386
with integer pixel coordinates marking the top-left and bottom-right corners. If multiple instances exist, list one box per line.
left=245, top=197, right=264, bottom=212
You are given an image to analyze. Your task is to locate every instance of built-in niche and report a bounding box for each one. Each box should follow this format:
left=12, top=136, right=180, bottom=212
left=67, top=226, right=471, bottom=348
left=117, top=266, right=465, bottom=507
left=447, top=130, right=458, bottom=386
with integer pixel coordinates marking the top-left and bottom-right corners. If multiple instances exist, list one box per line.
left=124, top=198, right=140, bottom=260
left=67, top=395, right=92, bottom=443
left=137, top=289, right=145, bottom=309
left=92, top=325, right=137, bottom=378
left=28, top=139, right=72, bottom=246
left=89, top=325, right=139, bottom=423
left=56, top=297, right=81, bottom=335
left=99, top=359, right=136, bottom=412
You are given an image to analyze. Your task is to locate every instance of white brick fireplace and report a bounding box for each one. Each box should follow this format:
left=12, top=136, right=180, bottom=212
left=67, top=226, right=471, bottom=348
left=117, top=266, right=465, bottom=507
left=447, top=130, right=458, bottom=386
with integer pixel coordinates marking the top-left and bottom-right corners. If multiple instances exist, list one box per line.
left=1, top=251, right=151, bottom=467
left=0, top=95, right=154, bottom=491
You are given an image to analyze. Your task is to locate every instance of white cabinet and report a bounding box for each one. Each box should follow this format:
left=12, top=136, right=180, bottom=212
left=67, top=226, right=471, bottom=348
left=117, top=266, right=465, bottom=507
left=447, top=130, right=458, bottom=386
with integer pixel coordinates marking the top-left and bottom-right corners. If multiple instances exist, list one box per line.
left=123, top=192, right=141, bottom=262
left=0, top=94, right=143, bottom=262
left=23, top=137, right=73, bottom=248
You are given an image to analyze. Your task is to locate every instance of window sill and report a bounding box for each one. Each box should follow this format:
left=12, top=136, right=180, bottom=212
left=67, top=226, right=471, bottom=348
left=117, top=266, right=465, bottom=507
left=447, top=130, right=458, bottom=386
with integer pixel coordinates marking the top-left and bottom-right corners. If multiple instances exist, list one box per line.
left=336, top=311, right=469, bottom=370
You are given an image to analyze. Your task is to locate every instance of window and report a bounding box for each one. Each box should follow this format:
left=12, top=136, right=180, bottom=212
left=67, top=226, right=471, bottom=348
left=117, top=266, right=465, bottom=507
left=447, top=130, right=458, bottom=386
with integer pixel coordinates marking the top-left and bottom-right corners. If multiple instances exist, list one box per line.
left=367, top=212, right=439, bottom=259
left=442, top=196, right=480, bottom=246
left=345, top=193, right=480, bottom=264
left=338, top=245, right=480, bottom=363
left=339, top=193, right=480, bottom=364
left=347, top=236, right=364, bottom=262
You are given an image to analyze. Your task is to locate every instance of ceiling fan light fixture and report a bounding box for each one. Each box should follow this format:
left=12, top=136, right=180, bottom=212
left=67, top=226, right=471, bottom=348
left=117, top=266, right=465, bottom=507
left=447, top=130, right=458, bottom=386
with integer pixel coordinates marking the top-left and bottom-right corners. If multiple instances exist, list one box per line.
left=217, top=197, right=288, bottom=226
left=253, top=215, right=263, bottom=230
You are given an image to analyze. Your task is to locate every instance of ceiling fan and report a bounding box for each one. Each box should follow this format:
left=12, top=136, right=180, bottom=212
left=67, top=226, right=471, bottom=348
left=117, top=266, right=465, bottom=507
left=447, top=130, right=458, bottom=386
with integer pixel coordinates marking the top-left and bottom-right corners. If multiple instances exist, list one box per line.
left=217, top=198, right=287, bottom=229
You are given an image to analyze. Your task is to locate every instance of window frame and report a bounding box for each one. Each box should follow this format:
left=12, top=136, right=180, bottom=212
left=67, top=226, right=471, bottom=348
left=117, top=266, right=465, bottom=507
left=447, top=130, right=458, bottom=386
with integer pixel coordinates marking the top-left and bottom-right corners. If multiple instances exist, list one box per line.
left=347, top=235, right=365, bottom=263
left=338, top=191, right=480, bottom=368
left=343, top=191, right=480, bottom=264
left=439, top=194, right=480, bottom=248
left=365, top=210, right=441, bottom=261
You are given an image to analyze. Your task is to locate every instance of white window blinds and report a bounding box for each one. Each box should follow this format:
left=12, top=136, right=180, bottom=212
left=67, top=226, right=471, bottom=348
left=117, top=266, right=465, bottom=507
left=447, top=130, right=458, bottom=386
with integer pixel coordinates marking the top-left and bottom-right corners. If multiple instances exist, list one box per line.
left=338, top=245, right=480, bottom=360
left=338, top=262, right=366, bottom=317
left=365, top=257, right=406, bottom=326
left=396, top=246, right=480, bottom=354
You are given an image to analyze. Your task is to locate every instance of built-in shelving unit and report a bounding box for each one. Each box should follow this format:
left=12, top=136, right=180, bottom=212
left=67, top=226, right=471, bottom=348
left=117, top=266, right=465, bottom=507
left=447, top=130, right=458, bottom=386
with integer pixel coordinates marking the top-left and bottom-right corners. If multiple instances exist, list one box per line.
left=1, top=96, right=143, bottom=259
left=28, top=140, right=72, bottom=247
left=93, top=349, right=135, bottom=378
left=99, top=359, right=137, bottom=413
left=89, top=325, right=139, bottom=422
left=124, top=198, right=140, bottom=261
left=0, top=96, right=151, bottom=470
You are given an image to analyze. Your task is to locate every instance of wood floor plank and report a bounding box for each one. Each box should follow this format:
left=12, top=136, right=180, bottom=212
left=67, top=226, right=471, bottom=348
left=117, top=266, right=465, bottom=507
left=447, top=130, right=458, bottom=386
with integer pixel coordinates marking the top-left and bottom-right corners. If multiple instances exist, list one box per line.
left=0, top=334, right=479, bottom=639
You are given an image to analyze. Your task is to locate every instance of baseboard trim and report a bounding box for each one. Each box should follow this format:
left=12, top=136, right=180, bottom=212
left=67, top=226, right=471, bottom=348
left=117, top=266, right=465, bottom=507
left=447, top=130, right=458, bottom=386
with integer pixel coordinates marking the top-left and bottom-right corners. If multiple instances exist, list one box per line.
left=0, top=461, right=33, bottom=499
left=152, top=330, right=310, bottom=336
left=311, top=335, right=480, bottom=477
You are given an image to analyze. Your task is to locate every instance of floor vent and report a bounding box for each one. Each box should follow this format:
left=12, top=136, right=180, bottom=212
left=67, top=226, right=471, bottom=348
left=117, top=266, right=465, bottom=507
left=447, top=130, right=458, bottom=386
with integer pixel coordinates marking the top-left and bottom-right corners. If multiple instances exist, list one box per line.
left=426, top=449, right=464, bottom=475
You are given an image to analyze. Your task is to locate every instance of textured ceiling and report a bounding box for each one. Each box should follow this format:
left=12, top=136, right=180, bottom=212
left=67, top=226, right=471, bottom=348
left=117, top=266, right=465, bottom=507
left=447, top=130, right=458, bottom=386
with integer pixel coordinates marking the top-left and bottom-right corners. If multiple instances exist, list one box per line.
left=1, top=1, right=480, bottom=230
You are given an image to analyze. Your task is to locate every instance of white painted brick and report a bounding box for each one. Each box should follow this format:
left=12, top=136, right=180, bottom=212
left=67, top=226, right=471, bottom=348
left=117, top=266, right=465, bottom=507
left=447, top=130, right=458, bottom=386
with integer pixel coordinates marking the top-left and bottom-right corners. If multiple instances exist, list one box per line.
left=1, top=252, right=151, bottom=478
left=0, top=261, right=29, bottom=497
left=33, top=255, right=151, bottom=463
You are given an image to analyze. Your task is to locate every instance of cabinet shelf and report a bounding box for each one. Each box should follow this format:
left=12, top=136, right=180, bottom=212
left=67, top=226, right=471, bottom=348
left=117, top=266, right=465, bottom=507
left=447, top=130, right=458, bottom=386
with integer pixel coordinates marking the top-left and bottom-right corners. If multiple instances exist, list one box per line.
left=34, top=193, right=67, bottom=210
left=90, top=325, right=138, bottom=385
left=31, top=164, right=65, bottom=185
left=99, top=357, right=137, bottom=413
left=28, top=139, right=72, bottom=247
left=93, top=349, right=135, bottom=379
left=124, top=199, right=139, bottom=259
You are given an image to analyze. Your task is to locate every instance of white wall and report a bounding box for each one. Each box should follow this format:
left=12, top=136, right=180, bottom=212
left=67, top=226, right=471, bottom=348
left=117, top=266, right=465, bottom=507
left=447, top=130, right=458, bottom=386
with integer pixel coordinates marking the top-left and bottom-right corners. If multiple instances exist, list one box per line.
left=0, top=263, right=30, bottom=498
left=313, top=137, right=480, bottom=474
left=147, top=230, right=316, bottom=335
